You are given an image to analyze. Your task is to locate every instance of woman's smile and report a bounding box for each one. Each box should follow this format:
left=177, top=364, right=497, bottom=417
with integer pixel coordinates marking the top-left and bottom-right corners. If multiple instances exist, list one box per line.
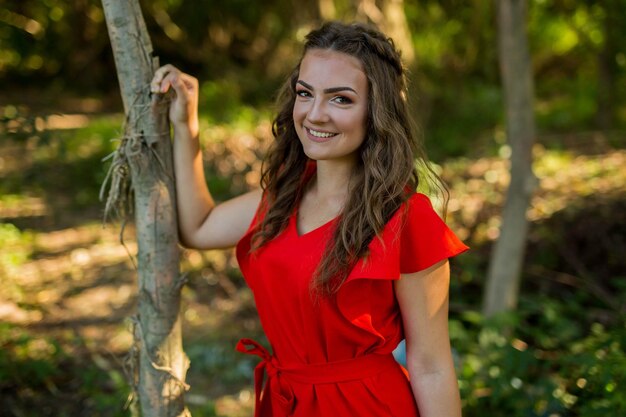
left=305, top=126, right=339, bottom=142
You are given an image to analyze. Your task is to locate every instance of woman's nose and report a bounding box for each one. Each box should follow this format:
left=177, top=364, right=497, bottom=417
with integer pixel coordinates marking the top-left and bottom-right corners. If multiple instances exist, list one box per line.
left=306, top=98, right=329, bottom=123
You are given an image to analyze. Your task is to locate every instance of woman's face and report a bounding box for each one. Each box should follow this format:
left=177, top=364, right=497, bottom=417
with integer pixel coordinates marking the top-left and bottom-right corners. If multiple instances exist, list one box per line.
left=292, top=49, right=368, bottom=165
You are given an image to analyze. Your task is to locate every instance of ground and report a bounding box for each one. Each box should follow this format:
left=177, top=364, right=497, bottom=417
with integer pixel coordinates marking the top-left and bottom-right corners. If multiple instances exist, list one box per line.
left=1, top=108, right=624, bottom=416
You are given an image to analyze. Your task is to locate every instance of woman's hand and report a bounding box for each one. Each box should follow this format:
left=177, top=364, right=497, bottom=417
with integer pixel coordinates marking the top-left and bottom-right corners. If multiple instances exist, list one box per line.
left=151, top=64, right=199, bottom=131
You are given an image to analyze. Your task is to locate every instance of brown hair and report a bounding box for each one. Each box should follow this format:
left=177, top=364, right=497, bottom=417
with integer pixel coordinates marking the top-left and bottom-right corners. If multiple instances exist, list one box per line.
left=252, top=21, right=445, bottom=295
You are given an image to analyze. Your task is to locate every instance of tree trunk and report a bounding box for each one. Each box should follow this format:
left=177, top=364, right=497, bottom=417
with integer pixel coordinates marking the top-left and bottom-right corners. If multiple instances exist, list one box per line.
left=595, top=0, right=619, bottom=131
left=380, top=0, right=414, bottom=66
left=101, top=1, right=190, bottom=416
left=483, top=0, right=537, bottom=317
left=319, top=0, right=337, bottom=20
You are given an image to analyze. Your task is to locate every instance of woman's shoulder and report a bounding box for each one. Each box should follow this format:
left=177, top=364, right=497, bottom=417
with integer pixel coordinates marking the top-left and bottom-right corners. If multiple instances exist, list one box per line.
left=405, top=191, right=435, bottom=209
left=396, top=191, right=469, bottom=273
left=384, top=191, right=436, bottom=230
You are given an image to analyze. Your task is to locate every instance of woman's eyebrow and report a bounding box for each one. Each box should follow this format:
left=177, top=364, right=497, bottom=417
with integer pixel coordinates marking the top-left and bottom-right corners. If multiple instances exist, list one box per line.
left=297, top=80, right=358, bottom=95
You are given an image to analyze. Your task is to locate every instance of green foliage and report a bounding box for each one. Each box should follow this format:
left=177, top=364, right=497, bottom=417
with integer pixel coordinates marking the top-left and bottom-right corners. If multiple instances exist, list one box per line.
left=0, top=223, right=33, bottom=302
left=199, top=76, right=273, bottom=125
left=445, top=153, right=626, bottom=417
left=0, top=222, right=32, bottom=270
left=188, top=401, right=217, bottom=417
left=0, top=323, right=131, bottom=417
left=0, top=0, right=113, bottom=92
left=186, top=341, right=254, bottom=387
left=3, top=0, right=625, bottom=159
left=452, top=306, right=626, bottom=417
left=1, top=104, right=52, bottom=145
left=0, top=109, right=122, bottom=213
left=426, top=80, right=502, bottom=159
left=566, top=323, right=626, bottom=416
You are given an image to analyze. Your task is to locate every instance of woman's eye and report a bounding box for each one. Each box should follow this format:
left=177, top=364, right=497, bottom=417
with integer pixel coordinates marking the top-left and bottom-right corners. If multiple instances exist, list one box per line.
left=296, top=89, right=311, bottom=98
left=332, top=96, right=353, bottom=105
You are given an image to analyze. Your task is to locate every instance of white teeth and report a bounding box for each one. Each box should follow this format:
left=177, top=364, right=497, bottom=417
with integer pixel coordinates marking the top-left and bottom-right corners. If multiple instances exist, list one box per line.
left=307, top=128, right=336, bottom=138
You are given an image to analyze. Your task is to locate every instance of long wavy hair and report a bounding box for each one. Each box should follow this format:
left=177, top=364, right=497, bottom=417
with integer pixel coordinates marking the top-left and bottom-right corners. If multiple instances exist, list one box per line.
left=251, top=21, right=445, bottom=295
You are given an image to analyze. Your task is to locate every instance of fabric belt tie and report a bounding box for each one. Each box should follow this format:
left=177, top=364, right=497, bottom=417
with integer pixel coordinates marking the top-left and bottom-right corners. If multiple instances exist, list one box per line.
left=236, top=338, right=399, bottom=417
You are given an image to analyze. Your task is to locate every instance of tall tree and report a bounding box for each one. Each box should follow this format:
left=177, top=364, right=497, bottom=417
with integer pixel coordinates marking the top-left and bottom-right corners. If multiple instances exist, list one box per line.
left=380, top=0, right=414, bottom=65
left=101, top=0, right=190, bottom=415
left=352, top=0, right=414, bottom=66
left=319, top=0, right=337, bottom=20
left=483, top=0, right=537, bottom=317
left=595, top=0, right=623, bottom=131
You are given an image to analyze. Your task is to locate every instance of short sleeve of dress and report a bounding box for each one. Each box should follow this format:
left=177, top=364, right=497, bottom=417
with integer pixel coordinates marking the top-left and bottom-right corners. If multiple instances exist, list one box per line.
left=400, top=193, right=469, bottom=274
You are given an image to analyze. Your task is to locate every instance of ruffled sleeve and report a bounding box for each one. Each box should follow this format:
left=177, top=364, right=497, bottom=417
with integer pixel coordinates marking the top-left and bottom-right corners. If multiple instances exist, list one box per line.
left=343, top=192, right=468, bottom=282
left=399, top=193, right=469, bottom=274
left=235, top=192, right=270, bottom=289
left=334, top=193, right=469, bottom=354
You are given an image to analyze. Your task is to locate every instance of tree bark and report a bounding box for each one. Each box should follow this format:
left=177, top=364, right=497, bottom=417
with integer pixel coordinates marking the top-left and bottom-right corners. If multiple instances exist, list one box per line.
left=352, top=0, right=414, bottom=65
left=101, top=1, right=190, bottom=416
left=483, top=0, right=537, bottom=317
left=380, top=0, right=414, bottom=66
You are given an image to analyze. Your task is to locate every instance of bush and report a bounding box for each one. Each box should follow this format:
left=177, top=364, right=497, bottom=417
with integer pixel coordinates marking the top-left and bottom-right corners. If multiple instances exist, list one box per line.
left=453, top=306, right=626, bottom=417
left=0, top=323, right=131, bottom=417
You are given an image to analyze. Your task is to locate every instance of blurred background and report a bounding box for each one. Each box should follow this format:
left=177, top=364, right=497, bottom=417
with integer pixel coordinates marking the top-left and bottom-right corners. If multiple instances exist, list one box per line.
left=1, top=0, right=625, bottom=416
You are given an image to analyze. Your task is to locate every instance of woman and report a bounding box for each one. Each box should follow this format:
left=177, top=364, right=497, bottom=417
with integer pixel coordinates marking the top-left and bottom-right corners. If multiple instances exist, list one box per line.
left=151, top=21, right=468, bottom=417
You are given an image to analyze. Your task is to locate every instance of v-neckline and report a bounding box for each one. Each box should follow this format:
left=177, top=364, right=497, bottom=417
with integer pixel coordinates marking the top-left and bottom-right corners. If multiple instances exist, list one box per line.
left=291, top=209, right=338, bottom=238
left=292, top=160, right=340, bottom=238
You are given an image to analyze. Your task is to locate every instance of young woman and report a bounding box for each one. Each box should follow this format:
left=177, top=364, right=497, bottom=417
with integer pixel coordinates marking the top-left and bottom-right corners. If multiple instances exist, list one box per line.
left=151, top=21, right=468, bottom=417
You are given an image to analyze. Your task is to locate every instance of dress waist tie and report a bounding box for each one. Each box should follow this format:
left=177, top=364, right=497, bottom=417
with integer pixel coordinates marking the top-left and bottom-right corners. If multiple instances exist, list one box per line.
left=236, top=338, right=400, bottom=417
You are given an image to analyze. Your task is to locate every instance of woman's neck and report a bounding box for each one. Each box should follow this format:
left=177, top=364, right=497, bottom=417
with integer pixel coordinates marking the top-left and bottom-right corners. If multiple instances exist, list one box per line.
left=308, top=158, right=355, bottom=203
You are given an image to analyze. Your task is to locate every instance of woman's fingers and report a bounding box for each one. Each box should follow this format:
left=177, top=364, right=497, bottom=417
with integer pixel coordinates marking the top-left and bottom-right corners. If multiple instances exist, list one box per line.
left=150, top=64, right=179, bottom=94
left=177, top=73, right=199, bottom=96
left=151, top=66, right=198, bottom=99
left=150, top=64, right=199, bottom=126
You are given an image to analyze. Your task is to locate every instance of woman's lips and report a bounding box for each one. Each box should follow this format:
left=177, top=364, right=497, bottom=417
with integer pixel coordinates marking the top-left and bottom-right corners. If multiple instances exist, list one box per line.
left=305, top=127, right=338, bottom=143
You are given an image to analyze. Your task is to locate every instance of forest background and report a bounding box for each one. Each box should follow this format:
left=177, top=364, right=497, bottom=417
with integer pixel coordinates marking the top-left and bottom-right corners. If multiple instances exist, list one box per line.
left=1, top=0, right=625, bottom=416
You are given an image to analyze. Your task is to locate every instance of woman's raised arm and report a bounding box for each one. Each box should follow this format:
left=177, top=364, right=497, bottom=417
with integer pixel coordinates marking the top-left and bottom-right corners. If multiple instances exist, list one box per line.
left=151, top=65, right=262, bottom=249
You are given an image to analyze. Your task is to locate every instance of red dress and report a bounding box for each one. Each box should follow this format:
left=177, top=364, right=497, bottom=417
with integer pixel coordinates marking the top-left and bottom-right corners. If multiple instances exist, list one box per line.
left=235, top=170, right=468, bottom=417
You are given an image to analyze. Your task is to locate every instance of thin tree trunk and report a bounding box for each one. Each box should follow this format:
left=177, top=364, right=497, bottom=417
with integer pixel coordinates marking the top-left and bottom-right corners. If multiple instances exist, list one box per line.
left=483, top=0, right=537, bottom=317
left=101, top=1, right=190, bottom=415
left=595, top=0, right=618, bottom=131
left=319, top=0, right=337, bottom=20
left=380, top=0, right=414, bottom=66
left=351, top=0, right=418, bottom=114
left=351, top=0, right=413, bottom=65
